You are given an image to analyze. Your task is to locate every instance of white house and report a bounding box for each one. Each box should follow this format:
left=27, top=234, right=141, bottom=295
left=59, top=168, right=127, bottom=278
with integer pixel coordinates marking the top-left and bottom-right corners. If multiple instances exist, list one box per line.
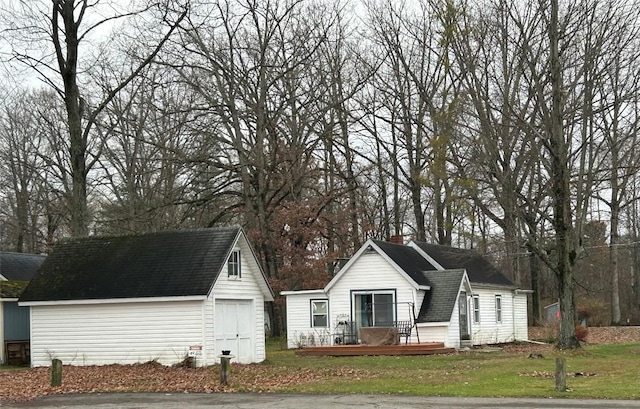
left=19, top=227, right=274, bottom=367
left=282, top=239, right=528, bottom=349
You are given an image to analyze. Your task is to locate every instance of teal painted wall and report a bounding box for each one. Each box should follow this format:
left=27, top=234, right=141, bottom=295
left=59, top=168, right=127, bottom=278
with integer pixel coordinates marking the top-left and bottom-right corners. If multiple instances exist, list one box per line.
left=3, top=302, right=30, bottom=340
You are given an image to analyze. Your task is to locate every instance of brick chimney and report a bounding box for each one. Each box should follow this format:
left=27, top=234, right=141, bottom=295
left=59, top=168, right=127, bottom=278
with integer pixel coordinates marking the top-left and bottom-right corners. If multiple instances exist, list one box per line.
left=389, top=235, right=404, bottom=244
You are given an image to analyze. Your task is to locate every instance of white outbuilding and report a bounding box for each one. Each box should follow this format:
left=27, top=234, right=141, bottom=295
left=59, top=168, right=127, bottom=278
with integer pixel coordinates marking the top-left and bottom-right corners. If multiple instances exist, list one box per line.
left=19, top=227, right=274, bottom=367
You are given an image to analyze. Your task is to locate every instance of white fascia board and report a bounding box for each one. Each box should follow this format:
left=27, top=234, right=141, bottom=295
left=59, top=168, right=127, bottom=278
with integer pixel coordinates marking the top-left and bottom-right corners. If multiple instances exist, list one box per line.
left=515, top=289, right=534, bottom=294
left=460, top=270, right=472, bottom=293
left=407, top=241, right=445, bottom=270
left=417, top=285, right=431, bottom=291
left=325, top=239, right=426, bottom=292
left=237, top=229, right=275, bottom=301
left=472, top=283, right=517, bottom=291
left=324, top=239, right=376, bottom=292
left=19, top=295, right=207, bottom=307
left=0, top=275, right=7, bottom=281
left=416, top=322, right=450, bottom=327
left=280, top=289, right=326, bottom=296
left=0, top=298, right=19, bottom=302
left=367, top=241, right=427, bottom=290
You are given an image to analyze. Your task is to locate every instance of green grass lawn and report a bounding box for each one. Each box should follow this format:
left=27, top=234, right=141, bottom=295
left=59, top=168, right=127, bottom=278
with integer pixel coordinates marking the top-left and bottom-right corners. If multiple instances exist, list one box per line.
left=264, top=339, right=640, bottom=399
left=2, top=341, right=638, bottom=400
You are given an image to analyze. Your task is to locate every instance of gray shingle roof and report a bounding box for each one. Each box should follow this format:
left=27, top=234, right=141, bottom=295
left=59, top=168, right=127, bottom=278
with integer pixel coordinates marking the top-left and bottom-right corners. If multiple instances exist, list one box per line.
left=413, top=242, right=514, bottom=287
left=20, top=227, right=243, bottom=302
left=372, top=240, right=437, bottom=287
left=0, top=252, right=46, bottom=281
left=417, top=270, right=465, bottom=323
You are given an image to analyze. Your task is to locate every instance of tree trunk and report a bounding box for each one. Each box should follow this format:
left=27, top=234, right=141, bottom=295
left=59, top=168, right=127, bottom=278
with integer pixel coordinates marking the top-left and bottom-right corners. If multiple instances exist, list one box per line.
left=53, top=0, right=88, bottom=237
left=610, top=197, right=621, bottom=325
left=529, top=251, right=543, bottom=326
left=550, top=0, right=579, bottom=349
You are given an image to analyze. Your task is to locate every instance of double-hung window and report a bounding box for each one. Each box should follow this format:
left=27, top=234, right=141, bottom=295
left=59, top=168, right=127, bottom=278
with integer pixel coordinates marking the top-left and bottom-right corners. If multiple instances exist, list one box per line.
left=228, top=250, right=241, bottom=278
left=495, top=295, right=502, bottom=323
left=311, top=300, right=329, bottom=328
left=473, top=295, right=480, bottom=324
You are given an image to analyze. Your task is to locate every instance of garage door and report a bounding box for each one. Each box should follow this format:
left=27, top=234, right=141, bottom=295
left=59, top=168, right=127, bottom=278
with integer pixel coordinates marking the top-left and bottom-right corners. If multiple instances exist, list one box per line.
left=215, top=299, right=253, bottom=363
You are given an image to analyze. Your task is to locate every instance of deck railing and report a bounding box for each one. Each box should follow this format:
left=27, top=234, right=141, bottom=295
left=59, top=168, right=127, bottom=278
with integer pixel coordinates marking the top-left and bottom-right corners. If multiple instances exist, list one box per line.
left=332, top=320, right=414, bottom=345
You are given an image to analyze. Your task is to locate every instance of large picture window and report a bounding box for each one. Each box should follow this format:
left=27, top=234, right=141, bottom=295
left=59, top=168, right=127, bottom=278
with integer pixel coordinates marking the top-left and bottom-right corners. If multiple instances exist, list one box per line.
left=311, top=300, right=329, bottom=328
left=228, top=250, right=241, bottom=278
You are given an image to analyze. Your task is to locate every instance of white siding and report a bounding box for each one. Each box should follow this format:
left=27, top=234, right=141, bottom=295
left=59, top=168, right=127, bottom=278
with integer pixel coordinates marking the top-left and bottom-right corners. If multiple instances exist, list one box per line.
left=469, top=288, right=519, bottom=345
left=209, top=234, right=267, bottom=363
left=513, top=293, right=528, bottom=340
left=416, top=323, right=449, bottom=344
left=446, top=288, right=463, bottom=348
left=283, top=292, right=330, bottom=349
left=30, top=301, right=203, bottom=367
left=328, top=252, right=419, bottom=344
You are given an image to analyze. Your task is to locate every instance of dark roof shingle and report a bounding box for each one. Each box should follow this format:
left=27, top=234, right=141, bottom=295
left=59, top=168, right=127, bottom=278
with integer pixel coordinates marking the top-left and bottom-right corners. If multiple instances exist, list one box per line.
left=372, top=240, right=438, bottom=287
left=413, top=242, right=514, bottom=287
left=0, top=252, right=46, bottom=281
left=417, top=270, right=465, bottom=323
left=20, top=227, right=241, bottom=302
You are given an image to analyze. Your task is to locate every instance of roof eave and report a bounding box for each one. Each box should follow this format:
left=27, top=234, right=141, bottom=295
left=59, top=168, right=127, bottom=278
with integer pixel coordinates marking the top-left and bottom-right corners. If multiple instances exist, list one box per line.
left=471, top=282, right=517, bottom=290
left=239, top=228, right=275, bottom=301
left=19, top=295, right=208, bottom=307
left=280, top=289, right=327, bottom=296
left=416, top=321, right=450, bottom=326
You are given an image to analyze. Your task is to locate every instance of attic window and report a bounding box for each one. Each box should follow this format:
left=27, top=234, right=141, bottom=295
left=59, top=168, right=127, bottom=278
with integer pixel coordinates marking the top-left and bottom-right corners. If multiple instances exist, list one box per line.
left=228, top=250, right=241, bottom=278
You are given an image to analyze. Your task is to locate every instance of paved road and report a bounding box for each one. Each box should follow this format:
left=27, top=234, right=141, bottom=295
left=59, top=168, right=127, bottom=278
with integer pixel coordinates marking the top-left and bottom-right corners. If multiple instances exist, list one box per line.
left=2, top=393, right=640, bottom=409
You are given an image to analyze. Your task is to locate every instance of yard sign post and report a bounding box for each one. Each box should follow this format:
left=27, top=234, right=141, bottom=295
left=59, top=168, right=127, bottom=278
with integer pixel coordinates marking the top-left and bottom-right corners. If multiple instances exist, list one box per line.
left=51, top=359, right=62, bottom=387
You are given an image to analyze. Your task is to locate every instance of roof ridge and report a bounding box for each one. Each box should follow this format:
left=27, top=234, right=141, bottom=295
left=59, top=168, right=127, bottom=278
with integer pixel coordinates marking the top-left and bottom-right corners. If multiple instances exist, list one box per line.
left=58, top=226, right=242, bottom=242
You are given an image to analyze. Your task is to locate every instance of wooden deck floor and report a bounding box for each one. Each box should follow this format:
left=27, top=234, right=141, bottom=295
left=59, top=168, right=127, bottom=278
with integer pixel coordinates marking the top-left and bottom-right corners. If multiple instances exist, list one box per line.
left=295, top=342, right=456, bottom=357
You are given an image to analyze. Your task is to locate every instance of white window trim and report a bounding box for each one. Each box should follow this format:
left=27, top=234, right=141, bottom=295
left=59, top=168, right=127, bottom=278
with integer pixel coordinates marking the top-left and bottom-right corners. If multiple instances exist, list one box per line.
left=351, top=290, right=397, bottom=326
left=473, top=295, right=480, bottom=324
left=495, top=295, right=502, bottom=323
left=228, top=250, right=241, bottom=278
left=311, top=299, right=329, bottom=328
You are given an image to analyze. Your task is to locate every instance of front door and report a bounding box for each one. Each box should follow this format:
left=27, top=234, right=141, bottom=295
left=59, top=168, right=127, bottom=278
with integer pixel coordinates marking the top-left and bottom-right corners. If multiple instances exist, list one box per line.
left=215, top=299, right=253, bottom=363
left=458, top=291, right=469, bottom=342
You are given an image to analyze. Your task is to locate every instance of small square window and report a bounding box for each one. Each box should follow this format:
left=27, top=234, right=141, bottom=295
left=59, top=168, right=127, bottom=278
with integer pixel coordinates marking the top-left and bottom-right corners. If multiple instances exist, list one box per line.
left=228, top=250, right=241, bottom=278
left=311, top=300, right=328, bottom=328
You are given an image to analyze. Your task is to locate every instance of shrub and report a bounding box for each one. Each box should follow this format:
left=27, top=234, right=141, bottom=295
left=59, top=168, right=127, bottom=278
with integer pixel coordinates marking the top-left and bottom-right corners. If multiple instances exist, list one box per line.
left=575, top=324, right=589, bottom=342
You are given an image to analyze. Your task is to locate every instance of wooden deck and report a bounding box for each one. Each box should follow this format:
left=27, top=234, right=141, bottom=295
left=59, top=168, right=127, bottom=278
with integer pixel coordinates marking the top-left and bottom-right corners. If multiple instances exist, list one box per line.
left=295, top=342, right=456, bottom=357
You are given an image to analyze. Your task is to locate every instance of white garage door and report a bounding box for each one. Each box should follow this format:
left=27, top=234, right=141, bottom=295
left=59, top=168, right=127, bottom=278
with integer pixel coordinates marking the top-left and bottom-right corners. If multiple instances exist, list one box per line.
left=215, top=299, right=253, bottom=363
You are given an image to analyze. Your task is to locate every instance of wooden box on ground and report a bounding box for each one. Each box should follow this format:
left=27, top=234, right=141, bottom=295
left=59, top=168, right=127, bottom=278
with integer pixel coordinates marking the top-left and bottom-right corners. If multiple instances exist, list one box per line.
left=5, top=340, right=30, bottom=366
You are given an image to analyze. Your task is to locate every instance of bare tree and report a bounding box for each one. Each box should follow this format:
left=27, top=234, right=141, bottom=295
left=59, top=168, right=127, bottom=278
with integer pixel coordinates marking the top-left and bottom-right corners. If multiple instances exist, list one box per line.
left=591, top=7, right=640, bottom=324
left=3, top=0, right=188, bottom=237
